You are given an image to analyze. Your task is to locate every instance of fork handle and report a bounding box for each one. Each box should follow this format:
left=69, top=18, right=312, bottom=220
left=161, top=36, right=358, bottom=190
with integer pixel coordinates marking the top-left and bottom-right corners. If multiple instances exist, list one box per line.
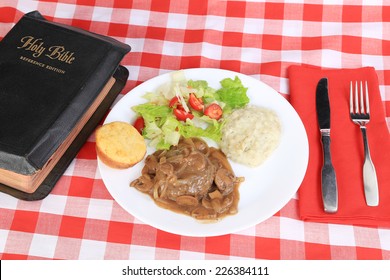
left=360, top=126, right=379, bottom=206
left=320, top=131, right=338, bottom=213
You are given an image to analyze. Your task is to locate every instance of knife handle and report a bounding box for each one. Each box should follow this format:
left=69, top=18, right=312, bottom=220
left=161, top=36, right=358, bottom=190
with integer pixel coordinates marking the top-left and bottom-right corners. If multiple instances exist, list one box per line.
left=320, top=130, right=338, bottom=213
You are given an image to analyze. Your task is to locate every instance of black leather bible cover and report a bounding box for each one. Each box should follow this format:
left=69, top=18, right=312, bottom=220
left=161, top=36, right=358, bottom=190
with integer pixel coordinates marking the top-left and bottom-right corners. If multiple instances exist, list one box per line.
left=0, top=11, right=131, bottom=199
left=0, top=66, right=129, bottom=200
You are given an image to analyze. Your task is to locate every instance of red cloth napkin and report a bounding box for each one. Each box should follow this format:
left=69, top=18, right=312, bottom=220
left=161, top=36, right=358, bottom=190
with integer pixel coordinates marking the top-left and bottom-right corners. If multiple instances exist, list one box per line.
left=288, top=65, right=390, bottom=227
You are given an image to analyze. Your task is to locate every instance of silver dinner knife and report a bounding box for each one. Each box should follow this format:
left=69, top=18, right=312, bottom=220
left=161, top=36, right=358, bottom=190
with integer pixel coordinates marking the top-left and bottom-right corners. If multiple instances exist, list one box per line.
left=316, top=78, right=338, bottom=213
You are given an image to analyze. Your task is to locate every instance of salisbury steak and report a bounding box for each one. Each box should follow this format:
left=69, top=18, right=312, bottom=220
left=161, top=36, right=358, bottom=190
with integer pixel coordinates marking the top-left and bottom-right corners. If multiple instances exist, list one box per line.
left=130, top=137, right=244, bottom=221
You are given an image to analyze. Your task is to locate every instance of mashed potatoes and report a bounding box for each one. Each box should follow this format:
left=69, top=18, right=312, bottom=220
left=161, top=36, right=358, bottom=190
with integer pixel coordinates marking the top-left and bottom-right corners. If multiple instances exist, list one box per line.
left=220, top=106, right=281, bottom=167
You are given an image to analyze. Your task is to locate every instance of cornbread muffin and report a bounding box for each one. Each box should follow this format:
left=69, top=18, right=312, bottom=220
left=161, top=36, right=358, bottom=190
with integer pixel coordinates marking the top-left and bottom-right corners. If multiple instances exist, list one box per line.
left=96, top=121, right=146, bottom=169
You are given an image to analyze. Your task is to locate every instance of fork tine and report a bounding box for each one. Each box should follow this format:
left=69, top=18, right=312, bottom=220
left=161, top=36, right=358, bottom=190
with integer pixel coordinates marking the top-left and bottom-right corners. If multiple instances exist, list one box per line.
left=355, top=81, right=359, bottom=114
left=360, top=81, right=365, bottom=114
left=365, top=81, right=370, bottom=114
left=350, top=81, right=354, bottom=114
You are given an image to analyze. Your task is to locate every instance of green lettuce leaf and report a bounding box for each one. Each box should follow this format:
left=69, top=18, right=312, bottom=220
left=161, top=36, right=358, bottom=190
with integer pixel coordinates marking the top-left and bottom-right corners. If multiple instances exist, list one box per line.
left=132, top=103, right=171, bottom=121
left=178, top=119, right=222, bottom=143
left=216, top=76, right=249, bottom=112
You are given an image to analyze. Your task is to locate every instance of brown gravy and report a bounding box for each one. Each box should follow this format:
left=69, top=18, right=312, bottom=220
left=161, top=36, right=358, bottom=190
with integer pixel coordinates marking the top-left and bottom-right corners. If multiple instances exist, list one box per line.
left=130, top=137, right=244, bottom=221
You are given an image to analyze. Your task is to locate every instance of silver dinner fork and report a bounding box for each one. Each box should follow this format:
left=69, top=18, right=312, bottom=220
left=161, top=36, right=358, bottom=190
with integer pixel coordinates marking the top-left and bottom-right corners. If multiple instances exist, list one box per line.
left=350, top=81, right=379, bottom=206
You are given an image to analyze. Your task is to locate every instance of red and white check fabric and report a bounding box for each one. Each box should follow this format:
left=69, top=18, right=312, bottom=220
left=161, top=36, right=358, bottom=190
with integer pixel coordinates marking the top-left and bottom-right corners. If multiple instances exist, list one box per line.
left=1, top=0, right=389, bottom=260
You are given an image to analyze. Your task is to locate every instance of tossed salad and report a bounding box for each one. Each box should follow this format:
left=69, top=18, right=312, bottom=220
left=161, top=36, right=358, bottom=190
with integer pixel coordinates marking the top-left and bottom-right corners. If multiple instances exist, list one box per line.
left=132, top=70, right=249, bottom=150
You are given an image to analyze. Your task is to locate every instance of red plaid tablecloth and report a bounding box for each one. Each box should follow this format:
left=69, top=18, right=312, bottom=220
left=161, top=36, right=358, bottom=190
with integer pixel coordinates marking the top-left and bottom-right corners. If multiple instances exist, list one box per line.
left=0, top=0, right=389, bottom=260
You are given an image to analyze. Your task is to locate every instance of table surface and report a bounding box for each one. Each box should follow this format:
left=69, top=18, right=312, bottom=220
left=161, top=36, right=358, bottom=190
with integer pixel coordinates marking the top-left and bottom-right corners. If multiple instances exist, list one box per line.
left=1, top=0, right=389, bottom=260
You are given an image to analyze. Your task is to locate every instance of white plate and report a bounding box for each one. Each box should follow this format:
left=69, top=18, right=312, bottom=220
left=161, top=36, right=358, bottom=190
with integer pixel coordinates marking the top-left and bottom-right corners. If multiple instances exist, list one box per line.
left=98, top=68, right=308, bottom=237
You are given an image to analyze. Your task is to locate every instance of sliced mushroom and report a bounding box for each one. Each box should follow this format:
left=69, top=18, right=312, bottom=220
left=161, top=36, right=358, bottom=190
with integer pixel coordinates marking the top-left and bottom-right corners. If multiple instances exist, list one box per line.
left=193, top=138, right=209, bottom=155
left=211, top=193, right=234, bottom=214
left=201, top=196, right=213, bottom=209
left=214, top=168, right=235, bottom=195
left=220, top=193, right=234, bottom=213
left=130, top=174, right=153, bottom=193
left=166, top=154, right=184, bottom=165
left=176, top=195, right=199, bottom=207
left=211, top=198, right=222, bottom=213
left=208, top=189, right=222, bottom=200
left=157, top=162, right=174, bottom=176
left=143, top=155, right=158, bottom=175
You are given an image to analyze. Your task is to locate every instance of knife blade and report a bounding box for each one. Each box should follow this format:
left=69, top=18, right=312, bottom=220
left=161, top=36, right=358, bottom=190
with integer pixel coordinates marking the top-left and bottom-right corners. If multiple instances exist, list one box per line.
left=316, top=78, right=338, bottom=213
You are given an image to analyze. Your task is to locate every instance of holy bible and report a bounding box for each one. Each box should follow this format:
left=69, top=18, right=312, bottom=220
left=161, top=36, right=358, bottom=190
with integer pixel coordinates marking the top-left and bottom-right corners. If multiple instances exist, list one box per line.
left=0, top=11, right=131, bottom=200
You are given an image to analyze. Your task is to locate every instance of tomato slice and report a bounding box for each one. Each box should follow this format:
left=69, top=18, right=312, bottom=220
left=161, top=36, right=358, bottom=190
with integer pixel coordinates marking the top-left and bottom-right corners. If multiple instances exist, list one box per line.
left=174, top=108, right=194, bottom=121
left=133, top=116, right=145, bottom=134
left=188, top=93, right=204, bottom=111
left=204, top=103, right=222, bottom=120
left=169, top=96, right=179, bottom=108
